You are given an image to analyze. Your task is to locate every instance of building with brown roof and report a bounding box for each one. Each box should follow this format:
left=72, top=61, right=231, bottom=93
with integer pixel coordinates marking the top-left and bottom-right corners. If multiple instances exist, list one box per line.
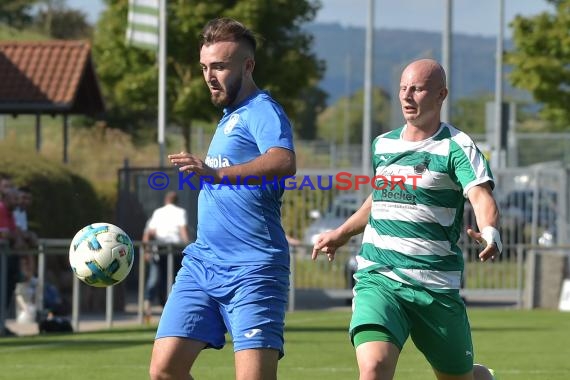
left=0, top=40, right=105, bottom=162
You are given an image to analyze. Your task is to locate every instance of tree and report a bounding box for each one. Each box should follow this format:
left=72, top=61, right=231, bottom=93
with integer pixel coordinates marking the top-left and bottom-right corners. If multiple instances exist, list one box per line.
left=0, top=0, right=36, bottom=28
left=317, top=87, right=390, bottom=145
left=451, top=94, right=493, bottom=135
left=92, top=0, right=324, bottom=150
left=293, top=85, right=328, bottom=140
left=1, top=0, right=92, bottom=39
left=506, top=0, right=570, bottom=130
left=34, top=4, right=92, bottom=39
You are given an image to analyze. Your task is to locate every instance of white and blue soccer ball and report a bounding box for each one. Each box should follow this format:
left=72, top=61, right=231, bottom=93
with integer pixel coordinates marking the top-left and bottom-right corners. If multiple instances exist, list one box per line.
left=69, top=223, right=134, bottom=287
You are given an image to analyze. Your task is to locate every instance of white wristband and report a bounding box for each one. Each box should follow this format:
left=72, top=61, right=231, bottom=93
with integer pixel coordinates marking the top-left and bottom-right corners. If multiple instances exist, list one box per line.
left=481, top=226, right=502, bottom=255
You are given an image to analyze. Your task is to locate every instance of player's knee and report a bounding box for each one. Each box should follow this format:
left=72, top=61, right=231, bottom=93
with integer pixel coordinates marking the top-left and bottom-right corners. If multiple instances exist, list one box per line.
left=473, top=363, right=495, bottom=380
left=148, top=364, right=166, bottom=380
left=149, top=367, right=194, bottom=380
left=358, top=358, right=396, bottom=379
left=149, top=367, right=191, bottom=380
left=356, top=342, right=400, bottom=379
left=148, top=369, right=164, bottom=380
left=149, top=358, right=171, bottom=380
left=355, top=331, right=400, bottom=378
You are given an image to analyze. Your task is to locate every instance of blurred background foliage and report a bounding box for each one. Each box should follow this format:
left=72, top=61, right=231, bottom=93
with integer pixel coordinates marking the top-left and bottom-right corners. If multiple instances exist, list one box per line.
left=0, top=142, right=106, bottom=238
left=92, top=0, right=325, bottom=150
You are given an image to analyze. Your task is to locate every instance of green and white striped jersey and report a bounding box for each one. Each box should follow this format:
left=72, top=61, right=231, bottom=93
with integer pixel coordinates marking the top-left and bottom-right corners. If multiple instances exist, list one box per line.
left=358, top=123, right=494, bottom=291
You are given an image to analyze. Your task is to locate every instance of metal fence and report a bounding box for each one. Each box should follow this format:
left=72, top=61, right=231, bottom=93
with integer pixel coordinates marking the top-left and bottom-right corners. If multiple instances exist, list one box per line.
left=285, top=165, right=568, bottom=244
left=281, top=165, right=568, bottom=303
left=1, top=240, right=568, bottom=335
left=0, top=239, right=186, bottom=335
left=2, top=162, right=568, bottom=334
left=116, top=165, right=199, bottom=241
left=114, top=164, right=569, bottom=299
left=292, top=133, right=570, bottom=169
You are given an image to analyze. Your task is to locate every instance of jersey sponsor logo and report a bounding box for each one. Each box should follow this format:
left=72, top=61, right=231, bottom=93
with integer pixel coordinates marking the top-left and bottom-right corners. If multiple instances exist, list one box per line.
left=244, top=329, right=262, bottom=338
left=224, top=113, right=240, bottom=135
left=205, top=155, right=231, bottom=168
left=380, top=188, right=417, bottom=205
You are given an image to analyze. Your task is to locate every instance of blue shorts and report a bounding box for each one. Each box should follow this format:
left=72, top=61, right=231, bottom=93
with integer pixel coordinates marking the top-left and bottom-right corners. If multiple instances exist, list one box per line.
left=156, top=255, right=290, bottom=357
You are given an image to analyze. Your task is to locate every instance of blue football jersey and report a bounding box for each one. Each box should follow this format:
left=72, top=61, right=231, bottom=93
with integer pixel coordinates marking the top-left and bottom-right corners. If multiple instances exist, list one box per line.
left=183, top=91, right=294, bottom=266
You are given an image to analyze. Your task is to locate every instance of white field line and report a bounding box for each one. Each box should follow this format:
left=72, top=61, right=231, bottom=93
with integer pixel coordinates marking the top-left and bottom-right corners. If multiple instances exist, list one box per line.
left=0, top=333, right=148, bottom=354
left=0, top=342, right=65, bottom=353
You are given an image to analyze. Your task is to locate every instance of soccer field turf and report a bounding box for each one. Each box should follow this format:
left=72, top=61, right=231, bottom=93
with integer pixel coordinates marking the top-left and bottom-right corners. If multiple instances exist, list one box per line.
left=0, top=308, right=568, bottom=379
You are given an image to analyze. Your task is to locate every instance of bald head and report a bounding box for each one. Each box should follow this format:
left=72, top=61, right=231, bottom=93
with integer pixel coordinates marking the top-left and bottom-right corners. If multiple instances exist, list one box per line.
left=402, top=59, right=447, bottom=90
left=399, top=59, right=449, bottom=134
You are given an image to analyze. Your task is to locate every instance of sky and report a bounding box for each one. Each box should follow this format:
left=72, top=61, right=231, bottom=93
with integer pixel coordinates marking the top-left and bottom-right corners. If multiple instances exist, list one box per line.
left=68, top=0, right=554, bottom=38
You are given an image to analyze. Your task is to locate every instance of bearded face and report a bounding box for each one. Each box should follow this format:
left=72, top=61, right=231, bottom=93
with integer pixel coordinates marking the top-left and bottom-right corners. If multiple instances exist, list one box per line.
left=200, top=41, right=249, bottom=108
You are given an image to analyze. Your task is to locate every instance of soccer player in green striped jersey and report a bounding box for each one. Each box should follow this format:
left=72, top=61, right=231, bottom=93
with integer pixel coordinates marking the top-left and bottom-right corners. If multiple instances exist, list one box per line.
left=313, top=59, right=500, bottom=380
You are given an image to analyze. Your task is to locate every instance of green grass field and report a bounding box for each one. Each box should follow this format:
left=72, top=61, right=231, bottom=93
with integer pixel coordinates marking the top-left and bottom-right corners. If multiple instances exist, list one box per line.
left=1, top=308, right=569, bottom=379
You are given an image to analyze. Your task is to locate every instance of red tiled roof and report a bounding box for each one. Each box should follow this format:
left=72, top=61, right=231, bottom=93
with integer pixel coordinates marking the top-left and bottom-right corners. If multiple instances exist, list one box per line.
left=0, top=40, right=105, bottom=115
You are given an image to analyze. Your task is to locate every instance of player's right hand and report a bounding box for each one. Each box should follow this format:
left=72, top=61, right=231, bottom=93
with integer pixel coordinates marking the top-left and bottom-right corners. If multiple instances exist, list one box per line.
left=168, top=151, right=218, bottom=179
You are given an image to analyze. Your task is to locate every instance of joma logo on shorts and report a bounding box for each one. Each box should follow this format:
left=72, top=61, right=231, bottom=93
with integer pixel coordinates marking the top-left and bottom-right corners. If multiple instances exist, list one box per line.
left=244, top=329, right=262, bottom=338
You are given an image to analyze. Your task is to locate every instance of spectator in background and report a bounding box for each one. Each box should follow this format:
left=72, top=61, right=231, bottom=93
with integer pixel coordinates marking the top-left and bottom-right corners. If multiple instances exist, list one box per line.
left=14, top=255, right=38, bottom=324
left=142, top=191, right=190, bottom=324
left=1, top=174, right=16, bottom=336
left=13, top=186, right=38, bottom=293
left=13, top=186, right=38, bottom=248
left=0, top=186, right=25, bottom=336
left=14, top=255, right=65, bottom=325
left=0, top=174, right=12, bottom=194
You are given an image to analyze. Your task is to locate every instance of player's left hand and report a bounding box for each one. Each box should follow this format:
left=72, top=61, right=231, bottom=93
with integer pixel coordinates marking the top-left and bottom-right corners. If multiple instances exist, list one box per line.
left=466, top=227, right=501, bottom=262
left=312, top=229, right=350, bottom=262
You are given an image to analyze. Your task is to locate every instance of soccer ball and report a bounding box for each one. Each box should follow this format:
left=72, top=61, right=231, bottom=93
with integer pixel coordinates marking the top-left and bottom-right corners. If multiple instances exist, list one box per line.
left=69, top=223, right=134, bottom=287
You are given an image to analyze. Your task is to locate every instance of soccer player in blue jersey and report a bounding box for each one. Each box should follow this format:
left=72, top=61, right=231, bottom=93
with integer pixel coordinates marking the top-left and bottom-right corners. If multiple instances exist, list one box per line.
left=149, top=18, right=296, bottom=380
left=313, top=59, right=498, bottom=380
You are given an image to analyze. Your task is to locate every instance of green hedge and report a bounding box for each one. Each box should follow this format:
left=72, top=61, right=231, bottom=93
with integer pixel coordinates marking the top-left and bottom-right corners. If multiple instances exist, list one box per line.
left=0, top=144, right=111, bottom=238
